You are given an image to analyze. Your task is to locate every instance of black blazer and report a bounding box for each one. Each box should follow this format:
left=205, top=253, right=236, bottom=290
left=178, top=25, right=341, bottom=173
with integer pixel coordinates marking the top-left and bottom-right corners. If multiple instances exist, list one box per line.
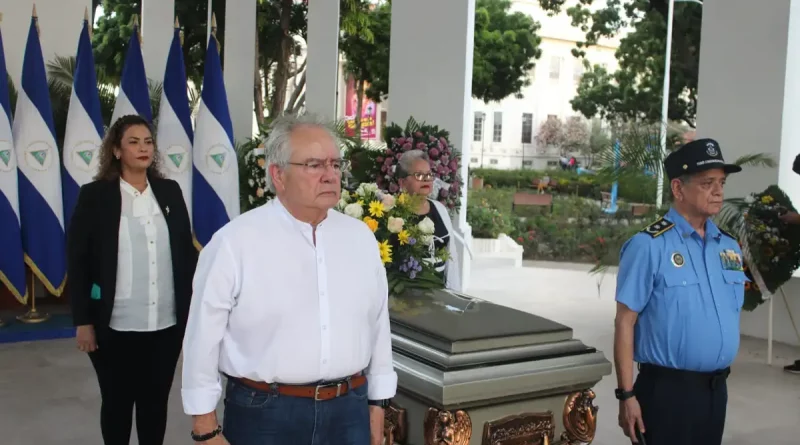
left=67, top=176, right=198, bottom=331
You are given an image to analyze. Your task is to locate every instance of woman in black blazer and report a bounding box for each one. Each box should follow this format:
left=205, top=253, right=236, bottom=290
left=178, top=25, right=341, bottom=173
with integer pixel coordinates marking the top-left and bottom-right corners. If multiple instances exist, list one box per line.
left=68, top=114, right=198, bottom=445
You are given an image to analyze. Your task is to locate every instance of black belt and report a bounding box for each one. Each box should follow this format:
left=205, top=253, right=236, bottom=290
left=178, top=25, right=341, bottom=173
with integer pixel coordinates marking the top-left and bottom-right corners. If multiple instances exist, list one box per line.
left=638, top=363, right=730, bottom=389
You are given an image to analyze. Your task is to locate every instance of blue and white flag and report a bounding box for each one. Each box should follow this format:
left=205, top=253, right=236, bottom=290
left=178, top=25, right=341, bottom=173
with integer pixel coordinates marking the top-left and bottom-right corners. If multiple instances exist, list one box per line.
left=193, top=34, right=239, bottom=246
left=0, top=24, right=27, bottom=304
left=13, top=15, right=66, bottom=296
left=62, top=18, right=104, bottom=225
left=111, top=23, right=151, bottom=124
left=157, top=25, right=193, bottom=225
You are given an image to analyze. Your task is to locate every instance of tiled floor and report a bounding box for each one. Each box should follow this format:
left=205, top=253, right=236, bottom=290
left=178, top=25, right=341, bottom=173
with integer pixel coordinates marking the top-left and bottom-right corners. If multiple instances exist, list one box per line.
left=0, top=259, right=798, bottom=444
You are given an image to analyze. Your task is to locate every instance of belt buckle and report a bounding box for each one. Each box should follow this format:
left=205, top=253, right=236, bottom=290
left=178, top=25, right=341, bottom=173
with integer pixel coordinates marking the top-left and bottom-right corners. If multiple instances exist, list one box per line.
left=314, top=382, right=344, bottom=401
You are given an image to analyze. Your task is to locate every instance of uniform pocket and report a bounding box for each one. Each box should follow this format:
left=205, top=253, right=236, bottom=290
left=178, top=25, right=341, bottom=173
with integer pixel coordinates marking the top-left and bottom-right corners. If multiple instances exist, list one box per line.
left=722, top=270, right=748, bottom=311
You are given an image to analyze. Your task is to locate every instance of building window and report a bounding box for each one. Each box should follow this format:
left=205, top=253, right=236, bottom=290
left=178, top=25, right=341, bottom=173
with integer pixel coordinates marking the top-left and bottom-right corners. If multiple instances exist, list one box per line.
left=489, top=159, right=498, bottom=165
left=492, top=111, right=503, bottom=143
left=549, top=56, right=561, bottom=79
left=547, top=114, right=558, bottom=121
left=470, top=157, right=478, bottom=163
left=521, top=113, right=533, bottom=144
left=546, top=160, right=559, bottom=167
left=473, top=112, right=484, bottom=142
left=573, top=61, right=584, bottom=81
left=522, top=160, right=533, bottom=167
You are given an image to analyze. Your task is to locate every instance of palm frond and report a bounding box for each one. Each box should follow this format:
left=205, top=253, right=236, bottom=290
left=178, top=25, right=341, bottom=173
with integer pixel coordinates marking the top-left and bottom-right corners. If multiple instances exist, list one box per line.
left=46, top=55, right=77, bottom=91
left=733, top=153, right=776, bottom=168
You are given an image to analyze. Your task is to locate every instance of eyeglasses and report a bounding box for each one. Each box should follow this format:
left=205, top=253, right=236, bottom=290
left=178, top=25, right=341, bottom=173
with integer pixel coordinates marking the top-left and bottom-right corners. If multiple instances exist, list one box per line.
left=288, top=159, right=349, bottom=175
left=409, top=172, right=435, bottom=181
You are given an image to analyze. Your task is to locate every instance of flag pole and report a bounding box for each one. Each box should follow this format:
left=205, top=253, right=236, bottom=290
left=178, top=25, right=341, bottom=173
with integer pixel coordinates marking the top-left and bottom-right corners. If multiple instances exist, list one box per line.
left=17, top=270, right=49, bottom=323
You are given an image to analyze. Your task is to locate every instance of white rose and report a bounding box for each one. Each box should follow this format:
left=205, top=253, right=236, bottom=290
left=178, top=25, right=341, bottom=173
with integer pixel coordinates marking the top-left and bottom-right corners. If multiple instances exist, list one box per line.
left=381, top=194, right=396, bottom=211
left=387, top=217, right=404, bottom=233
left=344, top=203, right=364, bottom=219
left=337, top=197, right=348, bottom=209
left=357, top=182, right=379, bottom=196
left=248, top=179, right=255, bottom=186
left=420, top=234, right=433, bottom=246
left=417, top=217, right=435, bottom=234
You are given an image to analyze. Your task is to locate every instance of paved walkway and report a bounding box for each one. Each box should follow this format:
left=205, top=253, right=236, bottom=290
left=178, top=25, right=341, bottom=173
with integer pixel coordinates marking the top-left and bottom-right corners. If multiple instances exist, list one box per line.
left=0, top=259, right=798, bottom=444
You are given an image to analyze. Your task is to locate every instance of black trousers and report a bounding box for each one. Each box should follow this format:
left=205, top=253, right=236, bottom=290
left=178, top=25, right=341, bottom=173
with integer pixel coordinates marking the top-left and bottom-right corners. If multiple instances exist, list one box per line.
left=88, top=325, right=183, bottom=445
left=634, top=363, right=729, bottom=445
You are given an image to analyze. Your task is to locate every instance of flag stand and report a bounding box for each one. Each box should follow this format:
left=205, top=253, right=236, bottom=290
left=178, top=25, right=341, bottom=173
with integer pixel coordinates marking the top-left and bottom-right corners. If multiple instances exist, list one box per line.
left=17, top=274, right=49, bottom=324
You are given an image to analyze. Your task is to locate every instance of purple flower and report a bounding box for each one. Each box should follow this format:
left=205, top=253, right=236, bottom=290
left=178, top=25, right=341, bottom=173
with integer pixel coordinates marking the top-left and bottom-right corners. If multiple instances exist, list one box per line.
left=409, top=237, right=417, bottom=245
left=440, top=189, right=449, bottom=198
left=416, top=142, right=427, bottom=150
left=429, top=136, right=436, bottom=142
left=449, top=160, right=458, bottom=170
left=415, top=131, right=424, bottom=138
left=376, top=156, right=384, bottom=163
left=410, top=271, right=417, bottom=279
left=384, top=158, right=393, bottom=166
left=381, top=165, right=388, bottom=173
left=441, top=155, right=449, bottom=164
left=396, top=137, right=406, bottom=145
left=402, top=143, right=412, bottom=151
left=439, top=137, right=448, bottom=145
left=389, top=183, right=399, bottom=193
left=429, top=148, right=440, bottom=158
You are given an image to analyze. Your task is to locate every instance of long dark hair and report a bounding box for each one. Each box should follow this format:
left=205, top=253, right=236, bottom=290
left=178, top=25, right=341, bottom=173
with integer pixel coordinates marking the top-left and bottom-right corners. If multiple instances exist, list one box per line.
left=94, top=114, right=164, bottom=181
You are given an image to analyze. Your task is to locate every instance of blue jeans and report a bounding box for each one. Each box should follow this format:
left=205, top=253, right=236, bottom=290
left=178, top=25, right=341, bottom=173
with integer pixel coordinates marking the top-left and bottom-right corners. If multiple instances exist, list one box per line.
left=222, top=378, right=371, bottom=445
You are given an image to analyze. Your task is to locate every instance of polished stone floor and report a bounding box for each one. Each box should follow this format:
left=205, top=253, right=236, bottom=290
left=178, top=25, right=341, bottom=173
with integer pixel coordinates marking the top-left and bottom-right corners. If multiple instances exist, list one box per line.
left=0, top=259, right=798, bottom=444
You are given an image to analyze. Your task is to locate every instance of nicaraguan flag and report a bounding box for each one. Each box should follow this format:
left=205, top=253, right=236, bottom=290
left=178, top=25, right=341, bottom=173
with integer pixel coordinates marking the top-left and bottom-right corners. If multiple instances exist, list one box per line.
left=193, top=34, right=239, bottom=246
left=13, top=15, right=66, bottom=296
left=111, top=23, right=151, bottom=123
left=0, top=24, right=27, bottom=304
left=157, top=26, right=193, bottom=225
left=62, top=18, right=104, bottom=225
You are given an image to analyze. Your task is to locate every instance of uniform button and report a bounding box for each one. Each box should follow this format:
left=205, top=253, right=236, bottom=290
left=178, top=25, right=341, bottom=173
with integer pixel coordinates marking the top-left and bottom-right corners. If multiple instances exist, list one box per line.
left=682, top=281, right=687, bottom=285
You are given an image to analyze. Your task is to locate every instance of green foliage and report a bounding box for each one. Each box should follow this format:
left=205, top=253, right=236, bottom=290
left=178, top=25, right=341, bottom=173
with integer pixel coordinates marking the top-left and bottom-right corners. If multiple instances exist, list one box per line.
left=339, top=2, right=391, bottom=103
left=538, top=0, right=702, bottom=126
left=472, top=0, right=543, bottom=102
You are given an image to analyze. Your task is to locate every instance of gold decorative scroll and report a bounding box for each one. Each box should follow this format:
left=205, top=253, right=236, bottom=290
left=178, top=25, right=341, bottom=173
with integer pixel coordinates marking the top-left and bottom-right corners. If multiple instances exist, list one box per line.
left=424, top=407, right=472, bottom=445
left=384, top=403, right=408, bottom=444
left=561, top=390, right=598, bottom=444
left=481, top=412, right=555, bottom=445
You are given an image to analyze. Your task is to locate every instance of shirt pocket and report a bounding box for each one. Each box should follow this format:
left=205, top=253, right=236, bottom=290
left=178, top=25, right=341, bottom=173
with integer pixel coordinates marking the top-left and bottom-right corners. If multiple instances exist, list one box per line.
left=722, top=270, right=748, bottom=311
left=662, top=271, right=700, bottom=298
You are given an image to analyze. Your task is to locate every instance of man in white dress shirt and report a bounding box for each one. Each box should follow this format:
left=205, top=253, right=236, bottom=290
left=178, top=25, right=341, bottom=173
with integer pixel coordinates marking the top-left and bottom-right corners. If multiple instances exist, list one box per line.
left=182, top=114, right=397, bottom=445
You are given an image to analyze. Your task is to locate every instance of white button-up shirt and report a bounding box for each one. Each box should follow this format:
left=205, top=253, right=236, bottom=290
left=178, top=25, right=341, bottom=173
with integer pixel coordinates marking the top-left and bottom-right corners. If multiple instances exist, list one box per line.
left=181, top=198, right=397, bottom=415
left=109, top=179, right=176, bottom=332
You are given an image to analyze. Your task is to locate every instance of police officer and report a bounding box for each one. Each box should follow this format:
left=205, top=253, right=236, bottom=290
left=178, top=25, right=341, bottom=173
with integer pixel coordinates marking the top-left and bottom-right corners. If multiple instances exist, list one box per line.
left=614, top=138, right=748, bottom=445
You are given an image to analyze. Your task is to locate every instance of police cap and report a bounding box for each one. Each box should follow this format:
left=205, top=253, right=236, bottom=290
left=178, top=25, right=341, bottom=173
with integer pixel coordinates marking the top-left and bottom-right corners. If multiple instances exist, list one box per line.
left=664, top=138, right=742, bottom=180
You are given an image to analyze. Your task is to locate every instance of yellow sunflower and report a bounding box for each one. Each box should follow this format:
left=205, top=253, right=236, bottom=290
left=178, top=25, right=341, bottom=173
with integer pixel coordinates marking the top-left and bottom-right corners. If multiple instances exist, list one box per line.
left=397, top=193, right=410, bottom=205
left=369, top=200, right=385, bottom=218
left=397, top=230, right=410, bottom=245
left=378, top=240, right=393, bottom=264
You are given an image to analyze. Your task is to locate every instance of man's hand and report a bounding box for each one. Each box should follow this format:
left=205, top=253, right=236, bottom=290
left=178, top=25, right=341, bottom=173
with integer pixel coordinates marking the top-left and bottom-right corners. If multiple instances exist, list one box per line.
left=193, top=414, right=228, bottom=445
left=780, top=211, right=800, bottom=225
left=76, top=325, right=97, bottom=352
left=618, top=398, right=645, bottom=443
left=196, top=435, right=229, bottom=445
left=368, top=405, right=385, bottom=445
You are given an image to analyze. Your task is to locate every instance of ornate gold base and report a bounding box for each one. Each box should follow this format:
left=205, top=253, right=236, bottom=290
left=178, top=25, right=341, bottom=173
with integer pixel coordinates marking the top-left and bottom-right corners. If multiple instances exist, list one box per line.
left=16, top=308, right=50, bottom=324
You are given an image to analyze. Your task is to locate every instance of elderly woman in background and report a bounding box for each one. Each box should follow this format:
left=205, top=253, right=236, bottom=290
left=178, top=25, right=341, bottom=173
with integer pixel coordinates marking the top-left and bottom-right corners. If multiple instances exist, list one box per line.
left=68, top=114, right=198, bottom=445
left=396, top=149, right=462, bottom=291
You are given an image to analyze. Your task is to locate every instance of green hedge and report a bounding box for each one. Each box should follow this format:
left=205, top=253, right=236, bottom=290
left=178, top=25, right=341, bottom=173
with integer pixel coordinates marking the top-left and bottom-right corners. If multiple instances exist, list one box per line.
left=470, top=168, right=658, bottom=204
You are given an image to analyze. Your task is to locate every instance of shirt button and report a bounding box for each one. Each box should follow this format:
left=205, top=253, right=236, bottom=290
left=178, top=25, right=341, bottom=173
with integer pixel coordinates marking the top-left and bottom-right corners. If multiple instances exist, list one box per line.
left=318, top=257, right=323, bottom=264
left=322, top=325, right=327, bottom=331
left=323, top=359, right=328, bottom=364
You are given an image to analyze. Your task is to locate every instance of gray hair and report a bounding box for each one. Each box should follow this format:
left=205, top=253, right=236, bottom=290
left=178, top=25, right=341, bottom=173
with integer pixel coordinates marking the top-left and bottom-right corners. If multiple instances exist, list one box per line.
left=396, top=149, right=430, bottom=178
left=263, top=113, right=340, bottom=193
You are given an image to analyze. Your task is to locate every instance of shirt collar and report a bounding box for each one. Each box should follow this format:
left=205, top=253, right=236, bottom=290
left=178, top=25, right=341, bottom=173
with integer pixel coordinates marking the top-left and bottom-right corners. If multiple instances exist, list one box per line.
left=272, top=197, right=330, bottom=231
left=666, top=207, right=721, bottom=242
left=119, top=177, right=151, bottom=197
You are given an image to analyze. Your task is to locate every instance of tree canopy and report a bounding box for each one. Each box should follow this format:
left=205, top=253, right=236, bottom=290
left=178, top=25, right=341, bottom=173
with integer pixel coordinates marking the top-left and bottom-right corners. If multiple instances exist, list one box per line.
left=539, top=0, right=702, bottom=127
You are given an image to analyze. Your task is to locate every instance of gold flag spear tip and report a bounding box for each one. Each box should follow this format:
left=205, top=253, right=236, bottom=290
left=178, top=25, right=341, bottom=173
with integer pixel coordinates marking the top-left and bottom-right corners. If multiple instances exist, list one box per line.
left=0, top=12, right=4, bottom=24
left=132, top=14, right=139, bottom=27
left=174, top=16, right=180, bottom=28
left=211, top=12, right=218, bottom=35
left=84, top=6, right=89, bottom=22
left=32, top=4, right=38, bottom=18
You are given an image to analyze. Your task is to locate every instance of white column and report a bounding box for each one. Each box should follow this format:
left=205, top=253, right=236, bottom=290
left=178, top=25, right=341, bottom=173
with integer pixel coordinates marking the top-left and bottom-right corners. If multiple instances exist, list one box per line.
left=222, top=0, right=256, bottom=142
left=387, top=0, right=476, bottom=291
left=0, top=0, right=92, bottom=88
left=696, top=0, right=800, bottom=348
left=141, top=0, right=175, bottom=83
left=305, top=0, right=340, bottom=119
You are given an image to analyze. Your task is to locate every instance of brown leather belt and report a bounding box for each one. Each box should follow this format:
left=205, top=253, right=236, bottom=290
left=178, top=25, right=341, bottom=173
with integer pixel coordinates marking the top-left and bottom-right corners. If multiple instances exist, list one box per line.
left=234, top=373, right=367, bottom=401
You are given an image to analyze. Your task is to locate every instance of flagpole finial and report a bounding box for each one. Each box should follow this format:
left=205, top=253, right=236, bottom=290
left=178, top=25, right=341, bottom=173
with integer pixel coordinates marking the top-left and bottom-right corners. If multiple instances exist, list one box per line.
left=32, top=4, right=38, bottom=18
left=84, top=6, right=90, bottom=22
left=132, top=14, right=142, bottom=46
left=211, top=12, right=218, bottom=35
left=174, top=16, right=180, bottom=29
left=132, top=14, right=139, bottom=27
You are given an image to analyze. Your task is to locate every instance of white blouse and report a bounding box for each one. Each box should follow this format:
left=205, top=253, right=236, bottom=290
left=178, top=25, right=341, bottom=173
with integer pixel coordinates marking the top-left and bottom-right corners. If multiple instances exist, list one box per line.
left=109, top=179, right=177, bottom=332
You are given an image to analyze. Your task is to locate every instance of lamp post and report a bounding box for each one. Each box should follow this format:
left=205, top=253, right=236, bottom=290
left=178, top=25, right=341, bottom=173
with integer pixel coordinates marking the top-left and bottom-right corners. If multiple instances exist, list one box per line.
left=656, top=0, right=703, bottom=208
left=479, top=111, right=487, bottom=168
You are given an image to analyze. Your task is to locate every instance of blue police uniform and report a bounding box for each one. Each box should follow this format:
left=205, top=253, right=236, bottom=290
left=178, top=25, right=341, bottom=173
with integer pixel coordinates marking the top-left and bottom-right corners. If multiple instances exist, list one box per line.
left=616, top=207, right=747, bottom=372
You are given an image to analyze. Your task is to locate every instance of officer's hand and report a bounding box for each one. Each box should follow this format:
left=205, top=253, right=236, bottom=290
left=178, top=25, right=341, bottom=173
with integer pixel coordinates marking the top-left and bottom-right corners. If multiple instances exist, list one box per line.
left=780, top=211, right=800, bottom=225
left=618, top=397, right=645, bottom=442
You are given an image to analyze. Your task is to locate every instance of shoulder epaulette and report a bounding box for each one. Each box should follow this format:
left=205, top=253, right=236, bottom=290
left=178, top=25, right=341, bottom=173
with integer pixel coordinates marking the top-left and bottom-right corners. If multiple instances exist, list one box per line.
left=718, top=227, right=737, bottom=241
left=641, top=217, right=674, bottom=238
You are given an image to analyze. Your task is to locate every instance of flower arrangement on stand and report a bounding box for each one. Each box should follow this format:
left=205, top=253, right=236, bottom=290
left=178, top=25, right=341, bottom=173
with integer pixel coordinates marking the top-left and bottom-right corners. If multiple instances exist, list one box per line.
left=336, top=182, right=449, bottom=295
left=240, top=146, right=274, bottom=211
left=347, top=117, right=463, bottom=216
left=733, top=185, right=800, bottom=310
